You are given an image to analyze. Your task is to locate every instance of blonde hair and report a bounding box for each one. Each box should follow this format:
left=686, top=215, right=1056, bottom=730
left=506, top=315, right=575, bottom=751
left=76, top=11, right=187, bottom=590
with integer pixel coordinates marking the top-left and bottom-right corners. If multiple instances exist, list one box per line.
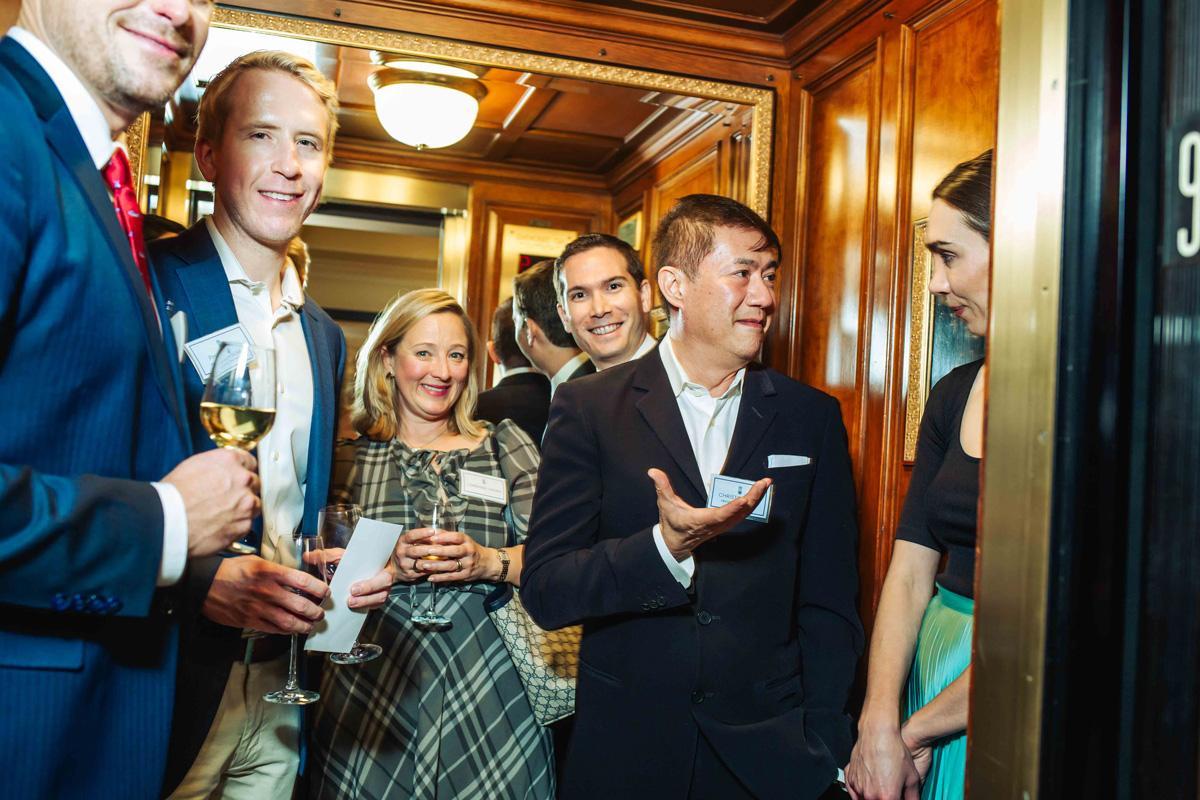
left=196, top=50, right=340, bottom=160
left=352, top=289, right=485, bottom=442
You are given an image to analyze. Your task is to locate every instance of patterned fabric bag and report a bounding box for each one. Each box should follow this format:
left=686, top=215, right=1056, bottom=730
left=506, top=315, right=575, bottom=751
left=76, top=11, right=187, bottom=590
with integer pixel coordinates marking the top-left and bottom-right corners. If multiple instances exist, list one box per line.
left=485, top=433, right=580, bottom=726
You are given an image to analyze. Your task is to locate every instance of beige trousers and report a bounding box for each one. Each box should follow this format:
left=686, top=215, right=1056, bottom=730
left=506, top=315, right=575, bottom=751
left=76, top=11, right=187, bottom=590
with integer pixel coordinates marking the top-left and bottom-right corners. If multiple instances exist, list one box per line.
left=167, top=655, right=301, bottom=800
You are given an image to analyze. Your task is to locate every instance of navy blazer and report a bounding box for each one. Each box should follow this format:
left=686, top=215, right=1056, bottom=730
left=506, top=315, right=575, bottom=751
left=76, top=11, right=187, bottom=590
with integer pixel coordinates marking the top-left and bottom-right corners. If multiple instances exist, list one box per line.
left=0, top=37, right=191, bottom=800
left=150, top=221, right=347, bottom=793
left=523, top=351, right=865, bottom=800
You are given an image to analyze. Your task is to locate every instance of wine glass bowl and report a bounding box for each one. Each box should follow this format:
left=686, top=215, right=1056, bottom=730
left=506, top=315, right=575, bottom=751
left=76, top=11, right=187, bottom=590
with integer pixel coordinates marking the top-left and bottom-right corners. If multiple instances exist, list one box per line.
left=201, top=341, right=275, bottom=554
left=320, top=504, right=384, bottom=666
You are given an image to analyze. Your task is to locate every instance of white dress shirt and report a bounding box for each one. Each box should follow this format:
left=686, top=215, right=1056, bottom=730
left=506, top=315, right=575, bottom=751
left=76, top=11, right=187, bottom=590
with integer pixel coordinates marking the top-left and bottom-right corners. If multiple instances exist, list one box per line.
left=549, top=351, right=591, bottom=399
left=205, top=218, right=313, bottom=570
left=8, top=27, right=189, bottom=586
left=631, top=333, right=658, bottom=361
left=651, top=336, right=746, bottom=588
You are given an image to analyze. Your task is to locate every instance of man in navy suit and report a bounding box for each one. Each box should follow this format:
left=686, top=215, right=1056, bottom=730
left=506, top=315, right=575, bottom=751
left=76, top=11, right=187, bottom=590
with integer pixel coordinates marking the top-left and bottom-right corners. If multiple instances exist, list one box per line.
left=523, top=195, right=863, bottom=799
left=0, top=2, right=263, bottom=798
left=152, top=51, right=392, bottom=798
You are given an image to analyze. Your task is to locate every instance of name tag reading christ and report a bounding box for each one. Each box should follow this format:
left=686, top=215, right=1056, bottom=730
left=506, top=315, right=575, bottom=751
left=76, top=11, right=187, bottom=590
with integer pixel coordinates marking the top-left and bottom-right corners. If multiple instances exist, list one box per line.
left=708, top=474, right=774, bottom=522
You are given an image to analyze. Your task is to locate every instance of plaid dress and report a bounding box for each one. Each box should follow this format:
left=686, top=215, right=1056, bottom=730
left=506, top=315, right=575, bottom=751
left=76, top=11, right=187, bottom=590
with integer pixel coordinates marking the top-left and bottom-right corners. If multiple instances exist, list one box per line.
left=308, top=420, right=555, bottom=800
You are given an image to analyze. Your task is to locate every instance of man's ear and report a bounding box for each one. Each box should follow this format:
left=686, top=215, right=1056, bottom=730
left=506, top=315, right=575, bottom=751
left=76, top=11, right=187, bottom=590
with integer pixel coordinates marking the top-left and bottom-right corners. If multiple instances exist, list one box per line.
left=486, top=340, right=501, bottom=366
left=637, top=279, right=653, bottom=314
left=525, top=318, right=543, bottom=347
left=658, top=266, right=686, bottom=310
left=194, top=138, right=218, bottom=184
left=556, top=302, right=573, bottom=334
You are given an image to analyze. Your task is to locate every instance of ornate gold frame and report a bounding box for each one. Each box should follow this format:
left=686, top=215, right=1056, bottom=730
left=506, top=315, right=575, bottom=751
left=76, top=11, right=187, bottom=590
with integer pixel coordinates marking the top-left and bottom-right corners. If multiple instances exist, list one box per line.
left=903, top=218, right=932, bottom=462
left=127, top=7, right=775, bottom=216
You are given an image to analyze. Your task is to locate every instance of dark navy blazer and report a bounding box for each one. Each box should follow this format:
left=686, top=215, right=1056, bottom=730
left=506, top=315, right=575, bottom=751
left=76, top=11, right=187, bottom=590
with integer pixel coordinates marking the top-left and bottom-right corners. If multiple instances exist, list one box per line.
left=151, top=221, right=346, bottom=793
left=0, top=37, right=191, bottom=800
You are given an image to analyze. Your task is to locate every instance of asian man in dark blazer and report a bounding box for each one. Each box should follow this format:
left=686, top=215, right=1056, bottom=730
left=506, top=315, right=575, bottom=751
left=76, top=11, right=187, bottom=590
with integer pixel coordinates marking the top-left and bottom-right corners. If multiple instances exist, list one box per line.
left=523, top=195, right=864, bottom=800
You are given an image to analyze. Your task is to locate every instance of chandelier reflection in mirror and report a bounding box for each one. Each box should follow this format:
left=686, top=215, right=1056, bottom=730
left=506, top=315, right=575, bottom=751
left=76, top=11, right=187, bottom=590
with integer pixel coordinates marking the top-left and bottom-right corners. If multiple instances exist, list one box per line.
left=369, top=54, right=488, bottom=150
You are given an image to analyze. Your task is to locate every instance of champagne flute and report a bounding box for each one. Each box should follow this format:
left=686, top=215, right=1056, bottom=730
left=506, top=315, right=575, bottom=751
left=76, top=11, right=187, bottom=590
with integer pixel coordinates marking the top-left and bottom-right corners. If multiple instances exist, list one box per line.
left=320, top=504, right=384, bottom=665
left=410, top=498, right=453, bottom=630
left=263, top=533, right=325, bottom=705
left=200, top=341, right=276, bottom=554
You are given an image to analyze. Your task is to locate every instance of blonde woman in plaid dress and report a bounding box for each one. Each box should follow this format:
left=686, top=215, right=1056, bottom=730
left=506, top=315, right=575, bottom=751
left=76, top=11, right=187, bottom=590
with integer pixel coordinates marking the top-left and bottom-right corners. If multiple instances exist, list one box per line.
left=309, top=289, right=554, bottom=799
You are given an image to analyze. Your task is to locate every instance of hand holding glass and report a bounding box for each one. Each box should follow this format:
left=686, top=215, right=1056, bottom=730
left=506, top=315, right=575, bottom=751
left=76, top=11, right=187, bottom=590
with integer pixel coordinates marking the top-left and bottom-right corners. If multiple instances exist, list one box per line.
left=263, top=533, right=325, bottom=706
left=320, top=504, right=384, bottom=665
left=200, top=341, right=275, bottom=554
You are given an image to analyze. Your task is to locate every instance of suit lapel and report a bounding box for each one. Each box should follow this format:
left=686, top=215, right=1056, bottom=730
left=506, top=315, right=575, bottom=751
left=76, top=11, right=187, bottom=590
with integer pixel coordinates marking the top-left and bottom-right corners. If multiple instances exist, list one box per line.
left=0, top=39, right=189, bottom=443
left=633, top=355, right=707, bottom=503
left=722, top=366, right=778, bottom=478
left=173, top=226, right=240, bottom=341
left=301, top=308, right=333, bottom=533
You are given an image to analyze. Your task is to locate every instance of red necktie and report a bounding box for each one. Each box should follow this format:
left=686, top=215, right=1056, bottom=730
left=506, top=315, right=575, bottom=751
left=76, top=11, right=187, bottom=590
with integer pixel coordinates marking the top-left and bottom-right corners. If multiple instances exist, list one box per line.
left=102, top=148, right=154, bottom=298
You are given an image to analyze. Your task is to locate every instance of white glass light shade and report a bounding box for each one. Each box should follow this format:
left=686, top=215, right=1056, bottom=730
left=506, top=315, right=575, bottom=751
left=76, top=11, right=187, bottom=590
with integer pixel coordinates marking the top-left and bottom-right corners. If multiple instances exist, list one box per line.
left=372, top=81, right=481, bottom=149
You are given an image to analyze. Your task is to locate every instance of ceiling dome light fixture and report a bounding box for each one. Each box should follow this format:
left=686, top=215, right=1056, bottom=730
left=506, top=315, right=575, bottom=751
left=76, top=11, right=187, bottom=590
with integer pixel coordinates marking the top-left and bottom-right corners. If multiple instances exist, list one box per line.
left=368, top=54, right=487, bottom=150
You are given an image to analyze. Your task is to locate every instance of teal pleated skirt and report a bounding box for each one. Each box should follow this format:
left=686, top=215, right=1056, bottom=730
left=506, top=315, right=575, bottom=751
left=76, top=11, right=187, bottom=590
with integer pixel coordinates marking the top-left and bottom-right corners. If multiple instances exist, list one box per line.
left=903, top=583, right=974, bottom=800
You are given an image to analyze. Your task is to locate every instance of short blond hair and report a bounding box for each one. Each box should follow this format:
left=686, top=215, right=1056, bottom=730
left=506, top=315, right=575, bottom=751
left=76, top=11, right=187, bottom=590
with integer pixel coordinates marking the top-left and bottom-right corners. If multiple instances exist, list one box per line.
left=196, top=50, right=339, bottom=159
left=352, top=289, right=485, bottom=442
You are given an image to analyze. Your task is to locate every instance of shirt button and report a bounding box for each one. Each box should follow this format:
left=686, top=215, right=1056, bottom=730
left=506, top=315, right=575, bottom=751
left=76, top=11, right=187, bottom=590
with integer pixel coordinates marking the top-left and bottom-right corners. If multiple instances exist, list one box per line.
left=691, top=690, right=705, bottom=704
left=272, top=452, right=280, bottom=462
left=278, top=384, right=285, bottom=396
left=697, top=610, right=713, bottom=625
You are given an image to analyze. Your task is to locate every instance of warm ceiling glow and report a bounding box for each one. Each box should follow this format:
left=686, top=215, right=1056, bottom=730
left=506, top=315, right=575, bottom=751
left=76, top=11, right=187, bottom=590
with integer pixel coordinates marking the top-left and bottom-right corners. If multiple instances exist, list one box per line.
left=369, top=60, right=486, bottom=150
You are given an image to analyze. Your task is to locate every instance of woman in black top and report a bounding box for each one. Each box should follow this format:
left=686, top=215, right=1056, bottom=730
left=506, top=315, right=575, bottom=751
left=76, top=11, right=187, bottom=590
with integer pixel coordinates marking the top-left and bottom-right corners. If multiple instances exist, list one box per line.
left=846, top=150, right=992, bottom=800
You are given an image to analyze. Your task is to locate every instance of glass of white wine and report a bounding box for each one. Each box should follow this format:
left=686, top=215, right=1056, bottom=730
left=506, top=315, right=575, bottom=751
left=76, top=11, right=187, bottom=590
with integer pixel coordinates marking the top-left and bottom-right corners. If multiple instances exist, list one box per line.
left=411, top=497, right=454, bottom=630
left=200, top=340, right=276, bottom=555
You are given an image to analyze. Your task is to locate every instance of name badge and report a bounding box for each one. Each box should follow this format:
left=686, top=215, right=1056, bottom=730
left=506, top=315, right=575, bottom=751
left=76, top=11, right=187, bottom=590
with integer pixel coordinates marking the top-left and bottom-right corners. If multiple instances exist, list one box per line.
left=184, top=323, right=255, bottom=382
left=460, top=469, right=507, bottom=504
left=708, top=474, right=773, bottom=523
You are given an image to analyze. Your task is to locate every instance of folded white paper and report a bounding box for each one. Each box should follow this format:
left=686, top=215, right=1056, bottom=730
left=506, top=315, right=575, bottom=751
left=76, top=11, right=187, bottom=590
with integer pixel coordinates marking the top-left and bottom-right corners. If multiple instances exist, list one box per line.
left=767, top=454, right=811, bottom=468
left=305, top=518, right=403, bottom=654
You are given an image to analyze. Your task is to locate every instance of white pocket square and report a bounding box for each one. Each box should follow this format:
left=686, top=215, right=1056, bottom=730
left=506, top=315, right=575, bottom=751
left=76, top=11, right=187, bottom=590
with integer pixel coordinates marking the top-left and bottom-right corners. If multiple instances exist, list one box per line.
left=169, top=310, right=188, bottom=363
left=768, top=454, right=811, bottom=468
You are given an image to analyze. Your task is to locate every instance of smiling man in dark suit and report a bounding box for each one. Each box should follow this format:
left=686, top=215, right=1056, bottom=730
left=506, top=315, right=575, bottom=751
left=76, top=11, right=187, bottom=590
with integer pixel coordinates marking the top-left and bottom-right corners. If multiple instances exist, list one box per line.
left=151, top=51, right=392, bottom=798
left=0, top=2, right=264, bottom=797
left=477, top=297, right=552, bottom=445
left=523, top=194, right=864, bottom=800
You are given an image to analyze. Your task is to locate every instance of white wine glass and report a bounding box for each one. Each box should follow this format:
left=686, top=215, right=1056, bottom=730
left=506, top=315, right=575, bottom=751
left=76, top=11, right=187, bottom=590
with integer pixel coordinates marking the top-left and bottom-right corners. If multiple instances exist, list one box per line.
left=320, top=504, right=384, bottom=665
left=411, top=498, right=453, bottom=630
left=263, top=533, right=325, bottom=706
left=200, top=341, right=275, bottom=554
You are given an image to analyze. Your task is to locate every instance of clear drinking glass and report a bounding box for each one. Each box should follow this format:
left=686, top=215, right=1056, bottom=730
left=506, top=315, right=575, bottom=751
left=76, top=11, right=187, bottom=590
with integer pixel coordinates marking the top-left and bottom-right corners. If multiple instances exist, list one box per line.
left=263, top=533, right=325, bottom=705
left=200, top=341, right=275, bottom=555
left=320, top=503, right=384, bottom=665
left=410, top=498, right=453, bottom=630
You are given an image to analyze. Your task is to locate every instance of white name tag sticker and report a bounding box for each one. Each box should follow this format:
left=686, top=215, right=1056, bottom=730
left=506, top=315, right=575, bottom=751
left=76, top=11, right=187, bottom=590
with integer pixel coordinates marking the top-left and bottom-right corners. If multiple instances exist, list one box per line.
left=768, top=454, right=811, bottom=468
left=184, top=323, right=254, bottom=382
left=708, top=474, right=773, bottom=522
left=460, top=469, right=507, bottom=504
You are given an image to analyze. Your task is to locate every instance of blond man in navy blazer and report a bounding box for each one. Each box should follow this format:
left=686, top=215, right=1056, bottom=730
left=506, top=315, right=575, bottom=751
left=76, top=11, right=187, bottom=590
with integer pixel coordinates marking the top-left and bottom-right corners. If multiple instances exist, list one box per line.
left=523, top=195, right=864, bottom=800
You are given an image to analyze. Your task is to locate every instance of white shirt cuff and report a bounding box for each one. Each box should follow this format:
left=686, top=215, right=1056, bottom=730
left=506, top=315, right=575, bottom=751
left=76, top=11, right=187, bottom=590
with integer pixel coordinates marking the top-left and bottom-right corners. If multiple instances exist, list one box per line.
left=652, top=523, right=695, bottom=588
left=153, top=481, right=188, bottom=587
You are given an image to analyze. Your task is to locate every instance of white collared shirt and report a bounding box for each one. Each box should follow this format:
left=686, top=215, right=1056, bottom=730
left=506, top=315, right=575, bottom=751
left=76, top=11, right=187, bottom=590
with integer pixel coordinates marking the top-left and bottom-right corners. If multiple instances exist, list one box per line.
left=495, top=365, right=536, bottom=383
left=651, top=336, right=746, bottom=587
left=7, top=27, right=189, bottom=586
left=549, top=351, right=591, bottom=399
left=205, top=217, right=313, bottom=570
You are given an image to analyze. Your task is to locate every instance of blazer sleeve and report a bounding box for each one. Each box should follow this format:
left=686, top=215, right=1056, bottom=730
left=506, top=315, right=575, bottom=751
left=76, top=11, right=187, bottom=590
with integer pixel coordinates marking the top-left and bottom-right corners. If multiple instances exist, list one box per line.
left=796, top=395, right=865, bottom=763
left=0, top=136, right=163, bottom=616
left=520, top=384, right=690, bottom=630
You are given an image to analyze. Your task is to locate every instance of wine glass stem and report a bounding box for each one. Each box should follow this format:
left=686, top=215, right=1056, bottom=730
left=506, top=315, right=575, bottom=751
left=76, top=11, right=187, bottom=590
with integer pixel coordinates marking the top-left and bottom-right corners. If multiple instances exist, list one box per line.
left=285, top=633, right=300, bottom=690
left=429, top=584, right=439, bottom=616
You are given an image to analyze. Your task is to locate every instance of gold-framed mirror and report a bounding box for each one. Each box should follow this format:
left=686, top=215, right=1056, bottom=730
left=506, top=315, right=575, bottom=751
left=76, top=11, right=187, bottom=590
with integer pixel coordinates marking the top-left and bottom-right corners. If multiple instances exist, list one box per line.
left=126, top=6, right=774, bottom=358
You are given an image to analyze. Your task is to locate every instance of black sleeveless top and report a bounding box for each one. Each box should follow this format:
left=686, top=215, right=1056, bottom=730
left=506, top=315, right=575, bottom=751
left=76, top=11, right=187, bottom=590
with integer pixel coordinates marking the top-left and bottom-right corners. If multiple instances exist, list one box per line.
left=895, top=359, right=983, bottom=599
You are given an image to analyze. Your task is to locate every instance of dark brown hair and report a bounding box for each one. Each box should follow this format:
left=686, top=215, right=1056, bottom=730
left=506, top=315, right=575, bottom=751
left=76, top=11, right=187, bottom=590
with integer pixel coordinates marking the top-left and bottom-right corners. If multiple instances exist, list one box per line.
left=553, top=233, right=646, bottom=301
left=490, top=297, right=529, bottom=368
left=933, top=150, right=993, bottom=241
left=512, top=260, right=576, bottom=349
